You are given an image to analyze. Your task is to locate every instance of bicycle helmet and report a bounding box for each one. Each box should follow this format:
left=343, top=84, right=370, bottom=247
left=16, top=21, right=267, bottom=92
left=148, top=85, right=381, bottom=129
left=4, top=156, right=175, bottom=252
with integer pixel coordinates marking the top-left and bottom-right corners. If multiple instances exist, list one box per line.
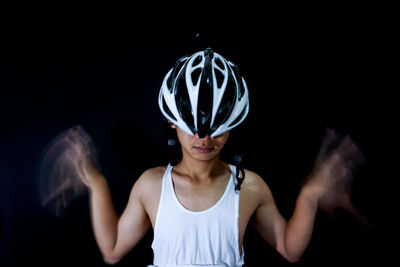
left=158, top=48, right=249, bottom=138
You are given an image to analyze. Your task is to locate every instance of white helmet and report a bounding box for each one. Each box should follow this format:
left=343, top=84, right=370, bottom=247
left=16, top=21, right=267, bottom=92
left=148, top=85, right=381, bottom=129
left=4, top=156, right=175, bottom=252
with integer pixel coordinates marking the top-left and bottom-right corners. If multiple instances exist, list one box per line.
left=158, top=48, right=249, bottom=138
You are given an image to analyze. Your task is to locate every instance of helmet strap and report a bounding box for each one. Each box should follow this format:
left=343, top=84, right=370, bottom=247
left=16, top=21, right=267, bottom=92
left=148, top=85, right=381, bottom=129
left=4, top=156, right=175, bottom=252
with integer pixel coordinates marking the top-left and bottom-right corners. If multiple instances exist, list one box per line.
left=233, top=153, right=245, bottom=191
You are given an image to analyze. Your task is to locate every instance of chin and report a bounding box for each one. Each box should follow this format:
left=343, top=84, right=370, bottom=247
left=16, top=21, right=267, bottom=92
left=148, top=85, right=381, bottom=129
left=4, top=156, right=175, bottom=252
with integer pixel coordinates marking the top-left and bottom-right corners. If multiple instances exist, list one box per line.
left=191, top=151, right=219, bottom=162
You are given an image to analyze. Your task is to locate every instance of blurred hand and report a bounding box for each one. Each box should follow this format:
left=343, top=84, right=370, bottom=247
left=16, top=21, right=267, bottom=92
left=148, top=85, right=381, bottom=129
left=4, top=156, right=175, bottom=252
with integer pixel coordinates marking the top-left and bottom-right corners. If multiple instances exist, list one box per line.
left=64, top=125, right=104, bottom=188
left=304, top=128, right=367, bottom=223
left=38, top=125, right=103, bottom=216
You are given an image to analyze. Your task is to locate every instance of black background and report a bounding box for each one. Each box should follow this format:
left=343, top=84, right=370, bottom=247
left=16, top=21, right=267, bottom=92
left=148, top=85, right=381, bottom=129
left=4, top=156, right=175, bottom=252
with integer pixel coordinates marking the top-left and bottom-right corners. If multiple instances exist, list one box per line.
left=0, top=5, right=396, bottom=267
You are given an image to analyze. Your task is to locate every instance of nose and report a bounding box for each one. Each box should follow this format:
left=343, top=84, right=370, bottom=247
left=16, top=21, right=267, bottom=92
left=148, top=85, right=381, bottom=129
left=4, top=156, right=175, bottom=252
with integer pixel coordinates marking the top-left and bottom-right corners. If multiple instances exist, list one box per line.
left=194, top=133, right=215, bottom=141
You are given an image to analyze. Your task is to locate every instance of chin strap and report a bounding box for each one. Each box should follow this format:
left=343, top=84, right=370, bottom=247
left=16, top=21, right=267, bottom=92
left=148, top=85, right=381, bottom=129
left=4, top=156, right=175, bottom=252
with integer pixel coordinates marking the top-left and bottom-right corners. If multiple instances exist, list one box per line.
left=167, top=137, right=180, bottom=166
left=233, top=153, right=245, bottom=191
left=164, top=117, right=180, bottom=166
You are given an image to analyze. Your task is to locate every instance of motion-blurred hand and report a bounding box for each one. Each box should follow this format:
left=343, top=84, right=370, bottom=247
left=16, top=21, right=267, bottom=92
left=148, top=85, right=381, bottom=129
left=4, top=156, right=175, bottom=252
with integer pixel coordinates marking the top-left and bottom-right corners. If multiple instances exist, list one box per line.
left=64, top=125, right=104, bottom=187
left=38, top=125, right=103, bottom=216
left=304, top=128, right=367, bottom=224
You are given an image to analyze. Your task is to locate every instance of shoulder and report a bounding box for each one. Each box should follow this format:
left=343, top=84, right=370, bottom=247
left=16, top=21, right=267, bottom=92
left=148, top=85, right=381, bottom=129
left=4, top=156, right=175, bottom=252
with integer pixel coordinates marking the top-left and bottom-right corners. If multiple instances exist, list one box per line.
left=140, top=165, right=167, bottom=180
left=241, top=168, right=273, bottom=203
left=131, top=165, right=167, bottom=195
left=242, top=169, right=270, bottom=191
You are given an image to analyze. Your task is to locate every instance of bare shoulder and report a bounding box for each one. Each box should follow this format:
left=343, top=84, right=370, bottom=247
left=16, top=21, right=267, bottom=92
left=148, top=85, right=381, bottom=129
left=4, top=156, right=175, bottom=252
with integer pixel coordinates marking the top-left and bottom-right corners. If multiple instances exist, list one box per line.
left=131, top=166, right=167, bottom=196
left=125, top=166, right=167, bottom=223
left=140, top=166, right=167, bottom=181
left=135, top=166, right=166, bottom=186
left=242, top=169, right=270, bottom=191
left=241, top=169, right=273, bottom=202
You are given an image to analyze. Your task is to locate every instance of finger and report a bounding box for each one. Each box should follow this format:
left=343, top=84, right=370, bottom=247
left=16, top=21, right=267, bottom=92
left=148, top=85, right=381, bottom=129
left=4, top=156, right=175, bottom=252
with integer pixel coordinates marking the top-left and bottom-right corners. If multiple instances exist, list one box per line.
left=74, top=125, right=92, bottom=144
left=315, top=127, right=342, bottom=165
left=65, top=130, right=93, bottom=157
left=336, top=135, right=366, bottom=167
left=318, top=127, right=337, bottom=155
left=64, top=131, right=84, bottom=151
left=70, top=126, right=98, bottom=157
left=63, top=139, right=84, bottom=160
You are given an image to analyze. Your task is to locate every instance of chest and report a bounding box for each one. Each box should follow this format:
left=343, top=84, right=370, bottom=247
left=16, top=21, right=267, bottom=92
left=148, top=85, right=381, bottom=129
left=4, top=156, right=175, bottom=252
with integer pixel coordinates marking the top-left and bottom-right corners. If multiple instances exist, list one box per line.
left=172, top=177, right=230, bottom=212
left=145, top=177, right=259, bottom=248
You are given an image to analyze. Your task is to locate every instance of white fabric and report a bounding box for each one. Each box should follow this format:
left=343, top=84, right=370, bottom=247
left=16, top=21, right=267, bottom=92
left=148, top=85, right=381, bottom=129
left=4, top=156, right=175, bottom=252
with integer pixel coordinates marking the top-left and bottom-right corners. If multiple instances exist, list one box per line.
left=150, top=164, right=244, bottom=267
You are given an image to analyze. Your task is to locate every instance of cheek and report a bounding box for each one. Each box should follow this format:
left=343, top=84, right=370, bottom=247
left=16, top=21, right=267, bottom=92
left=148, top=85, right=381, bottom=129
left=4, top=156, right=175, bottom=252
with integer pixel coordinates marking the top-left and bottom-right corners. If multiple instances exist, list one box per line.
left=215, top=134, right=230, bottom=149
left=176, top=130, right=192, bottom=147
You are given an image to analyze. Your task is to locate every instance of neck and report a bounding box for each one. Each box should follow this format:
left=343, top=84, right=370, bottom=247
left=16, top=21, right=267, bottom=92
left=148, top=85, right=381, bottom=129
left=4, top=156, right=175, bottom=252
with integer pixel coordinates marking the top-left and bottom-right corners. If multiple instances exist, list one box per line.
left=177, top=154, right=225, bottom=181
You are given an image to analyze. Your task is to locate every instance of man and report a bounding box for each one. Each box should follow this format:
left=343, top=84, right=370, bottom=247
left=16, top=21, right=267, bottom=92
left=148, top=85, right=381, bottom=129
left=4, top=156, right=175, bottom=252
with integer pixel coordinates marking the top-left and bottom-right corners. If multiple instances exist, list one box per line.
left=49, top=48, right=364, bottom=266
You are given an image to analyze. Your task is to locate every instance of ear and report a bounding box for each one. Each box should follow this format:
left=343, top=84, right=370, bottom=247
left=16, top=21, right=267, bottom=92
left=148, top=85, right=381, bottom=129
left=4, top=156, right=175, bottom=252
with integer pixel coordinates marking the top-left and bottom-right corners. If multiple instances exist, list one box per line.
left=168, top=121, right=177, bottom=129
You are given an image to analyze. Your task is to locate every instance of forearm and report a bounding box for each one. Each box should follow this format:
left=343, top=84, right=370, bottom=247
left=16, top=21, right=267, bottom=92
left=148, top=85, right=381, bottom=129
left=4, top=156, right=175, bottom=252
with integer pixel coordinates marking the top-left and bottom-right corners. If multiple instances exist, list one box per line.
left=284, top=186, right=319, bottom=261
left=88, top=176, right=119, bottom=258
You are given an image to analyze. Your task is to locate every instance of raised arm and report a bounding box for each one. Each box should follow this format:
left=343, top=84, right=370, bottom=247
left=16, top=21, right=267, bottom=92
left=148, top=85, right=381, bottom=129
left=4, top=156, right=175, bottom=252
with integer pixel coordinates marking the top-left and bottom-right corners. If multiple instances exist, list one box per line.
left=252, top=128, right=365, bottom=262
left=252, top=176, right=320, bottom=262
left=61, top=126, right=152, bottom=264
left=87, top=172, right=151, bottom=264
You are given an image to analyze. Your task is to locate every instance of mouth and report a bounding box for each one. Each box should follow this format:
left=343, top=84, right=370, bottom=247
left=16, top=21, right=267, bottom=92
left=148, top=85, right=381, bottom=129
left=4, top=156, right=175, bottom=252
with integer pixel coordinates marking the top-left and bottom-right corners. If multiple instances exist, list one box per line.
left=194, top=146, right=215, bottom=153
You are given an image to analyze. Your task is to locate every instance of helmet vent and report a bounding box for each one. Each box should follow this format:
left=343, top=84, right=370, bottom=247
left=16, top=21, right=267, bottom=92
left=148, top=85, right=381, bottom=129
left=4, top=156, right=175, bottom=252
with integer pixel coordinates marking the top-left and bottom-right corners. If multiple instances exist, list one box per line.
left=215, top=57, right=224, bottom=70
left=215, top=69, right=225, bottom=88
left=193, top=55, right=202, bottom=66
left=228, top=106, right=247, bottom=128
left=167, top=57, right=188, bottom=92
left=191, top=68, right=202, bottom=86
left=229, top=63, right=245, bottom=99
left=162, top=97, right=177, bottom=121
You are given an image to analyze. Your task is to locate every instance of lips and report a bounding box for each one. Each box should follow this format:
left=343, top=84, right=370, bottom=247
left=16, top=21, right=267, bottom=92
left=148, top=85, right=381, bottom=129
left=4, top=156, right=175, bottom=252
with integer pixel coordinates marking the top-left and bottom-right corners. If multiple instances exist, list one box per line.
left=194, top=146, right=215, bottom=153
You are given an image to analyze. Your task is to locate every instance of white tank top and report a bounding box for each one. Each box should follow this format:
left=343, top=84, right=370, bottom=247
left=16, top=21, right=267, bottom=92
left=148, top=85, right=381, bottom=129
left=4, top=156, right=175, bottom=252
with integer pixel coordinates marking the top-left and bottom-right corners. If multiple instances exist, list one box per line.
left=150, top=164, right=245, bottom=267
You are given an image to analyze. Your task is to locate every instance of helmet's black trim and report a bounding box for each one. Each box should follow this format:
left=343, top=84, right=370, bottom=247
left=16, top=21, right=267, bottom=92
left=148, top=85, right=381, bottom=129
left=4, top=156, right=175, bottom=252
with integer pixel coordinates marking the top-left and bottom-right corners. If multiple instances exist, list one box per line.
left=197, top=48, right=214, bottom=138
